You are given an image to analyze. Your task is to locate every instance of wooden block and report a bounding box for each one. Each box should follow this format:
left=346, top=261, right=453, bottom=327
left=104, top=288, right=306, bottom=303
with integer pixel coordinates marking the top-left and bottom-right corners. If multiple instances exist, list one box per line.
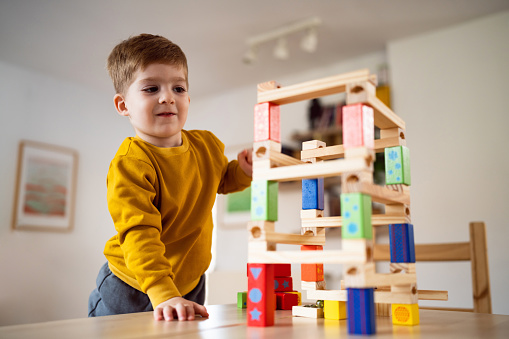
left=274, top=264, right=291, bottom=277
left=251, top=180, right=278, bottom=221
left=385, top=145, right=411, bottom=185
left=254, top=102, right=280, bottom=143
left=301, top=280, right=327, bottom=291
left=342, top=239, right=374, bottom=258
left=292, top=305, right=324, bottom=318
left=301, top=215, right=409, bottom=229
left=392, top=303, right=420, bottom=326
left=391, top=284, right=419, bottom=304
left=257, top=69, right=372, bottom=105
left=253, top=141, right=302, bottom=168
left=248, top=249, right=370, bottom=265
left=301, top=245, right=324, bottom=282
left=380, top=127, right=406, bottom=146
left=341, top=193, right=372, bottom=239
left=247, top=263, right=275, bottom=327
left=257, top=80, right=281, bottom=92
left=287, top=291, right=302, bottom=305
left=302, top=139, right=326, bottom=151
left=341, top=181, right=411, bottom=205
left=302, top=178, right=325, bottom=210
left=276, top=292, right=299, bottom=310
left=253, top=157, right=370, bottom=182
left=390, top=263, right=416, bottom=274
left=389, top=224, right=416, bottom=263
left=253, top=230, right=325, bottom=246
left=253, top=140, right=282, bottom=154
left=324, top=300, right=347, bottom=320
left=347, top=288, right=376, bottom=335
left=237, top=291, right=247, bottom=308
left=306, top=289, right=346, bottom=301
left=248, top=221, right=275, bottom=242
left=344, top=263, right=417, bottom=288
left=300, top=209, right=324, bottom=219
left=274, top=276, right=293, bottom=292
left=342, top=104, right=375, bottom=150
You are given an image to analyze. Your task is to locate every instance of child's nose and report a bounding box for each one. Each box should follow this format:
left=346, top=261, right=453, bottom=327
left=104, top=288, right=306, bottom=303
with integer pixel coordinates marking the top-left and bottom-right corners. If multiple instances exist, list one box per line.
left=159, top=90, right=175, bottom=104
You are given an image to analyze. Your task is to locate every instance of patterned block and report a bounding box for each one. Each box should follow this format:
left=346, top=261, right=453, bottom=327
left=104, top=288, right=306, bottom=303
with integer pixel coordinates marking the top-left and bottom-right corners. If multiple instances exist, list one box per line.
left=274, top=263, right=291, bottom=277
left=300, top=245, right=324, bottom=282
left=254, top=102, right=280, bottom=142
left=287, top=291, right=302, bottom=305
left=392, top=303, right=420, bottom=326
left=237, top=291, right=247, bottom=309
left=247, top=264, right=275, bottom=327
left=385, top=146, right=411, bottom=185
left=324, top=300, right=347, bottom=320
left=274, top=276, right=293, bottom=292
left=302, top=178, right=324, bottom=210
left=341, top=193, right=372, bottom=239
left=342, top=103, right=374, bottom=149
left=389, top=224, right=416, bottom=263
left=251, top=180, right=278, bottom=221
left=347, top=288, right=376, bottom=335
left=276, top=292, right=299, bottom=310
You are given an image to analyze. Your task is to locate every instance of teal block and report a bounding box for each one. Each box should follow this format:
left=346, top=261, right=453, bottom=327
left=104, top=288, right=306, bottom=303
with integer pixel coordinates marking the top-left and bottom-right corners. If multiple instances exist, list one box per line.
left=385, top=146, right=411, bottom=185
left=237, top=291, right=247, bottom=308
left=341, top=193, right=372, bottom=239
left=251, top=180, right=278, bottom=221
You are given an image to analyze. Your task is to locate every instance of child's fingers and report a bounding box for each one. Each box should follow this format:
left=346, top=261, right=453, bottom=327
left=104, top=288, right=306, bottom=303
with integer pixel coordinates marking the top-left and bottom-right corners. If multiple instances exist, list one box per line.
left=163, top=305, right=176, bottom=321
left=175, top=303, right=195, bottom=321
left=193, top=304, right=209, bottom=318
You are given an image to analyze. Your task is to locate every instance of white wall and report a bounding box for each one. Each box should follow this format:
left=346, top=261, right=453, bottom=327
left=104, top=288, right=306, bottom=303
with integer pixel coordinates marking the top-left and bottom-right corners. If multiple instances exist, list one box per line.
left=0, top=61, right=132, bottom=325
left=387, top=11, right=509, bottom=314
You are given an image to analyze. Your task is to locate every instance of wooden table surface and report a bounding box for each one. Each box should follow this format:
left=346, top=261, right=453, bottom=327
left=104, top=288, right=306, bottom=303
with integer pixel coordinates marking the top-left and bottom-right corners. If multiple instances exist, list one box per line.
left=1, top=304, right=508, bottom=338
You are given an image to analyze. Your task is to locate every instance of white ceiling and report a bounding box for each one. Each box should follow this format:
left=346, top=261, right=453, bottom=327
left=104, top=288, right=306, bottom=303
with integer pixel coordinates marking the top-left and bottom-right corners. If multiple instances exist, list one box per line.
left=1, top=0, right=508, bottom=99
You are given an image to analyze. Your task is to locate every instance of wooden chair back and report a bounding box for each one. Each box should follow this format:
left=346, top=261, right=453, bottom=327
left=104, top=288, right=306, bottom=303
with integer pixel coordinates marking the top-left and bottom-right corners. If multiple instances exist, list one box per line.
left=373, top=221, right=492, bottom=313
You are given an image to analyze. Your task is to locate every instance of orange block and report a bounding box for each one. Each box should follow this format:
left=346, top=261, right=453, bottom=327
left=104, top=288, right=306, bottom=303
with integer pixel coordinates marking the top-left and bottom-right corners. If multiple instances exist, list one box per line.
left=301, top=245, right=324, bottom=282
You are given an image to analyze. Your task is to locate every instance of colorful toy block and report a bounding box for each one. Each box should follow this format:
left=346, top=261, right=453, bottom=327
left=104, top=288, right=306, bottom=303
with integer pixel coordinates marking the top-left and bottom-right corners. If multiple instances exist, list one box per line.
left=254, top=102, right=280, bottom=142
left=302, top=178, right=324, bottom=210
left=300, top=245, right=324, bottom=282
left=237, top=291, right=247, bottom=308
left=251, top=180, right=278, bottom=221
left=274, top=263, right=291, bottom=277
left=287, top=291, right=302, bottom=305
left=341, top=193, right=372, bottom=239
left=385, top=146, right=411, bottom=185
left=274, top=276, right=293, bottom=292
left=389, top=224, right=416, bottom=263
left=247, top=263, right=275, bottom=327
left=392, top=303, right=420, bottom=326
left=342, top=103, right=374, bottom=150
left=347, top=288, right=376, bottom=335
left=324, top=300, right=347, bottom=320
left=276, top=292, right=299, bottom=310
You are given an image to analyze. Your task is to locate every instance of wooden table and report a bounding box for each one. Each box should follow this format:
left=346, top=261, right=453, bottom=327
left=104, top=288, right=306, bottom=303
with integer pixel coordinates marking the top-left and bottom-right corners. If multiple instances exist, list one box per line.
left=1, top=304, right=508, bottom=338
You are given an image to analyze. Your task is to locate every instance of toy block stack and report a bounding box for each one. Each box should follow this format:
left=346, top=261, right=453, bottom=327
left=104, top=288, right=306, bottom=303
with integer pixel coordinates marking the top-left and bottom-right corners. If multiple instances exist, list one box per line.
left=248, top=69, right=443, bottom=333
left=274, top=264, right=301, bottom=310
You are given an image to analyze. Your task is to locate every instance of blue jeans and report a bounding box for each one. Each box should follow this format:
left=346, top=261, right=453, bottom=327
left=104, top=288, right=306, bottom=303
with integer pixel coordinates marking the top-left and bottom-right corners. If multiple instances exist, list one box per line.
left=88, top=262, right=206, bottom=317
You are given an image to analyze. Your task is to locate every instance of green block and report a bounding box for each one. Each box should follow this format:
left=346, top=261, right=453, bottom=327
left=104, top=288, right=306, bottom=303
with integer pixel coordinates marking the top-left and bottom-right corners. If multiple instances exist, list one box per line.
left=385, top=146, right=411, bottom=185
left=237, top=291, right=247, bottom=308
left=251, top=180, right=278, bottom=221
left=341, top=193, right=372, bottom=239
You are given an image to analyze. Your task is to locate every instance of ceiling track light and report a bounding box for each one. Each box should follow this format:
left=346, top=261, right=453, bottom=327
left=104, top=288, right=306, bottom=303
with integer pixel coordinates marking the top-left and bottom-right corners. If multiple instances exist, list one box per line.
left=243, top=16, right=322, bottom=64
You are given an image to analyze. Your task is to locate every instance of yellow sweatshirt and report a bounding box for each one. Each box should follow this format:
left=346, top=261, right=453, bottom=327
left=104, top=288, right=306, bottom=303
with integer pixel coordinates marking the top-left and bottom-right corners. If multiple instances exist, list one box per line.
left=103, top=130, right=251, bottom=307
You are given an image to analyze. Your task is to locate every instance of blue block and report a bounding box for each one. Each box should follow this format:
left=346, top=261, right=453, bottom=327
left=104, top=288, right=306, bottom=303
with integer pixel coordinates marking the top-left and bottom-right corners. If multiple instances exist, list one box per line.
left=302, top=178, right=324, bottom=210
left=347, top=288, right=376, bottom=335
left=389, top=224, right=416, bottom=263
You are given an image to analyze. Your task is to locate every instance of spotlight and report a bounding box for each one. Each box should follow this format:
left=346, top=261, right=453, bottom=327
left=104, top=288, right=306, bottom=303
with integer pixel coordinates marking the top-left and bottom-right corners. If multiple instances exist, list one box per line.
left=243, top=45, right=257, bottom=65
left=301, top=27, right=318, bottom=53
left=273, top=38, right=289, bottom=60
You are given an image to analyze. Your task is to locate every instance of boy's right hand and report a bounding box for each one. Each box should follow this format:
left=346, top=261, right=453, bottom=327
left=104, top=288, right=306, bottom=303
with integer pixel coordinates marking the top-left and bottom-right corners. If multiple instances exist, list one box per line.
left=153, top=297, right=209, bottom=321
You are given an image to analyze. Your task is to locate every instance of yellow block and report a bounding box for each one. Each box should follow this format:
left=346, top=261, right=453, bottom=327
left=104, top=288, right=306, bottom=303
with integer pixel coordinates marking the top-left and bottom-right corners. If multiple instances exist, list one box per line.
left=324, top=300, right=347, bottom=320
left=392, top=303, right=420, bottom=326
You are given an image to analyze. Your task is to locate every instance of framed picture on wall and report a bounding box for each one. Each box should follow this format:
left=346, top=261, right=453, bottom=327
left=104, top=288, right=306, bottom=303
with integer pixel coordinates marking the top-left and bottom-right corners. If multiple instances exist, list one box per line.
left=12, top=140, right=78, bottom=232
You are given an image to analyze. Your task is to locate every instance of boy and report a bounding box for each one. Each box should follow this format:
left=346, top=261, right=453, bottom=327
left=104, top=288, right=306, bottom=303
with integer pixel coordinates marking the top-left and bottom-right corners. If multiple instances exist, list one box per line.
left=88, top=34, right=253, bottom=322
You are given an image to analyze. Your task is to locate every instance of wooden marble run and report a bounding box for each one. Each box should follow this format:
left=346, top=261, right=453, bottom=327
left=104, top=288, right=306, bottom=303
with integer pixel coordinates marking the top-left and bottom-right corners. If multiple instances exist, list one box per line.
left=246, top=69, right=446, bottom=335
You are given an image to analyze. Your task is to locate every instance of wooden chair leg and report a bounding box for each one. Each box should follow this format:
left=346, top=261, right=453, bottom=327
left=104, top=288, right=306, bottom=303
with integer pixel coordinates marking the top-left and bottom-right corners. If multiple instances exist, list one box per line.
left=469, top=222, right=492, bottom=313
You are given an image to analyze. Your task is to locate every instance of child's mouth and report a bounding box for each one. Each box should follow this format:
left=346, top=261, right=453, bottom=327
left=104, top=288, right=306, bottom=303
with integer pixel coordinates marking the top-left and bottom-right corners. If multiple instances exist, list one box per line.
left=157, top=112, right=176, bottom=117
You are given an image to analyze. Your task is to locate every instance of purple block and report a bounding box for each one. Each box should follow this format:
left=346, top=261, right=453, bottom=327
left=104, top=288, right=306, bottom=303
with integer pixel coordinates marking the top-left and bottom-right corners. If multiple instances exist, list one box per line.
left=389, top=224, right=416, bottom=263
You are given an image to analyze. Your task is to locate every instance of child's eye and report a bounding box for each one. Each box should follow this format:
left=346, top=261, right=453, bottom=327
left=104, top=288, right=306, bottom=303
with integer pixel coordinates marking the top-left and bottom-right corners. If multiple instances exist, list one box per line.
left=142, top=86, right=158, bottom=93
left=174, top=86, right=187, bottom=93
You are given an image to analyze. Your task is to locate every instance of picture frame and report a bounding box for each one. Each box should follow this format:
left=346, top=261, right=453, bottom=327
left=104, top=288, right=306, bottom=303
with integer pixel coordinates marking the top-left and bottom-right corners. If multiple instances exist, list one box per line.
left=12, top=140, right=78, bottom=232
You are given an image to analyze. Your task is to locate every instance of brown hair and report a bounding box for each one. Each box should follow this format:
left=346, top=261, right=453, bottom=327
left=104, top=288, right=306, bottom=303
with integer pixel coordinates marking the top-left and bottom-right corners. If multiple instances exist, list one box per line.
left=107, top=33, right=188, bottom=95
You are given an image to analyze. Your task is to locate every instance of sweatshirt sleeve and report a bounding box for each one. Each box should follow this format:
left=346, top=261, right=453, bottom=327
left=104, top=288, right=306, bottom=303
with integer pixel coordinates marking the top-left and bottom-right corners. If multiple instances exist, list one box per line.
left=107, top=156, right=181, bottom=306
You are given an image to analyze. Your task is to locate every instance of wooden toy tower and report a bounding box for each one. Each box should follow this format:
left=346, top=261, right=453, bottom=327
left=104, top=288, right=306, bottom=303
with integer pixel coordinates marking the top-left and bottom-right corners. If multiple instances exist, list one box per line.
left=246, top=69, right=426, bottom=335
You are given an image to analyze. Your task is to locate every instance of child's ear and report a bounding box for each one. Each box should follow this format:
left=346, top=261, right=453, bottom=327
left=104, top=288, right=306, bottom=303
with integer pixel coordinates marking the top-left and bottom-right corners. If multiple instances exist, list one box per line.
left=113, top=94, right=129, bottom=116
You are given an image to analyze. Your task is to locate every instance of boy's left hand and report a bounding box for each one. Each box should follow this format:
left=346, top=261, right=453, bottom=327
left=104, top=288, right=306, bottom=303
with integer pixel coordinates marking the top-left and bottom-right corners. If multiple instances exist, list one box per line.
left=238, top=149, right=253, bottom=177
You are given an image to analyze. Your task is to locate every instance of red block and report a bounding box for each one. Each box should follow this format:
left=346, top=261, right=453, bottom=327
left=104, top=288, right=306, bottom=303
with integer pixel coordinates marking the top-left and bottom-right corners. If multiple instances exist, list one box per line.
left=342, top=103, right=374, bottom=149
left=274, top=276, right=293, bottom=291
left=301, top=245, right=324, bottom=282
left=274, top=263, right=291, bottom=277
left=254, top=102, right=280, bottom=142
left=247, top=263, right=275, bottom=327
left=276, top=292, right=299, bottom=310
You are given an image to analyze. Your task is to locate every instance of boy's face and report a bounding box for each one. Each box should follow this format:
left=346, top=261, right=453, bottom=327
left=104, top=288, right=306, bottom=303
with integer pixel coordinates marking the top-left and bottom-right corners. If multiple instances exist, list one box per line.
left=114, top=63, right=190, bottom=147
